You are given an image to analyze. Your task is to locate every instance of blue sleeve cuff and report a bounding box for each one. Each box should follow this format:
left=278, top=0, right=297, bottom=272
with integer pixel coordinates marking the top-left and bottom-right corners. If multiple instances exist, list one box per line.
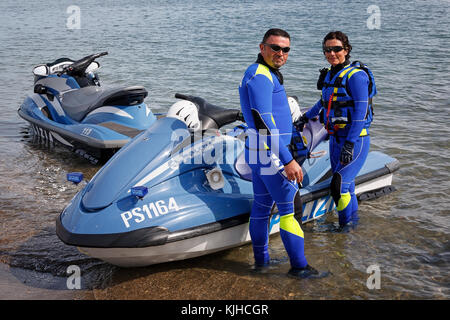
left=306, top=99, right=323, bottom=119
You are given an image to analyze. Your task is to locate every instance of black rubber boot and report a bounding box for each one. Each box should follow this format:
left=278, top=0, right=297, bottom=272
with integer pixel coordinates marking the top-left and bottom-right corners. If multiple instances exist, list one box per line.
left=251, top=257, right=288, bottom=273
left=287, top=264, right=330, bottom=279
left=252, top=262, right=271, bottom=273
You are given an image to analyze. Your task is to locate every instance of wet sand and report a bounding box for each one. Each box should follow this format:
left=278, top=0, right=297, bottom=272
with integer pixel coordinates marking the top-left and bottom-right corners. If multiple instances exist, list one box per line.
left=2, top=212, right=448, bottom=301
left=1, top=234, right=335, bottom=300
left=0, top=263, right=91, bottom=300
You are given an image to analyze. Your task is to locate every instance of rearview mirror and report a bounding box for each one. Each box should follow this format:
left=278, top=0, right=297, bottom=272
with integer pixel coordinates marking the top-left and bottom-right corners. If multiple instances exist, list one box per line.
left=288, top=96, right=302, bottom=122
left=33, top=65, right=49, bottom=77
left=85, top=61, right=100, bottom=73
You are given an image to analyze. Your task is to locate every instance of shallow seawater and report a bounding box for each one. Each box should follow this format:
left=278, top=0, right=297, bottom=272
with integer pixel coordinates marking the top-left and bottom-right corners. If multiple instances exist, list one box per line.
left=0, top=0, right=449, bottom=300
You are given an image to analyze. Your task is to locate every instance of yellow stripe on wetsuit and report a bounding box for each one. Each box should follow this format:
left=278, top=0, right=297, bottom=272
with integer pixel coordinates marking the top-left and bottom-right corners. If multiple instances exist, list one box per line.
left=280, top=213, right=304, bottom=238
left=348, top=68, right=363, bottom=79
left=255, top=64, right=273, bottom=83
left=337, top=192, right=351, bottom=211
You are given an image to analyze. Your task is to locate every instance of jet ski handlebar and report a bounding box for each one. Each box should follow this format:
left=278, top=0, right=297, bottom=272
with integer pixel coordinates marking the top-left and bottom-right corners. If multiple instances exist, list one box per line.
left=174, top=93, right=190, bottom=101
left=58, top=51, right=108, bottom=76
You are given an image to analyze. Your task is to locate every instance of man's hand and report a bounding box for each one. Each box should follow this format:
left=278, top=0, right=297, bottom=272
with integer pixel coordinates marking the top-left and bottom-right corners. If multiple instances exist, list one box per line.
left=284, top=160, right=303, bottom=183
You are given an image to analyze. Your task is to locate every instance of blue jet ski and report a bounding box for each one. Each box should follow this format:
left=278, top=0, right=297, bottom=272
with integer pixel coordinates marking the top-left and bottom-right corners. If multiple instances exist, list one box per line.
left=56, top=93, right=399, bottom=267
left=18, top=52, right=156, bottom=163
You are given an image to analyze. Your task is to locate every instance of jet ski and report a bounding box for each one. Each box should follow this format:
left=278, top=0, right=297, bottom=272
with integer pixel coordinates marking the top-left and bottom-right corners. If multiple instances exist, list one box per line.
left=56, top=93, right=399, bottom=267
left=18, top=52, right=156, bottom=163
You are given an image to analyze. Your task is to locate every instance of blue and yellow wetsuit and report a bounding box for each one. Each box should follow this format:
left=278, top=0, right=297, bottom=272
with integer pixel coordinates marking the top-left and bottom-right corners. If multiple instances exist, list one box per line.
left=239, top=55, right=308, bottom=269
left=306, top=61, right=376, bottom=227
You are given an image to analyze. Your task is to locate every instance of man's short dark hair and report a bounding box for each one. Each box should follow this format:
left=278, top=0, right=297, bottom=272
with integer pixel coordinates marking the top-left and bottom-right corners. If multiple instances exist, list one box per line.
left=262, top=28, right=290, bottom=43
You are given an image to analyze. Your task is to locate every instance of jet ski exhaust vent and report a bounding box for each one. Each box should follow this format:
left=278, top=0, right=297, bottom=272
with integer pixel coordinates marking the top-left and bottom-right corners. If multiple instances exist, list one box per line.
left=358, top=185, right=396, bottom=202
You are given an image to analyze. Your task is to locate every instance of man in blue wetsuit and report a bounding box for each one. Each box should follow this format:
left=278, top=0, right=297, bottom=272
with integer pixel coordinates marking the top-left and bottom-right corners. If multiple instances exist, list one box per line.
left=295, top=31, right=376, bottom=229
left=239, top=28, right=326, bottom=279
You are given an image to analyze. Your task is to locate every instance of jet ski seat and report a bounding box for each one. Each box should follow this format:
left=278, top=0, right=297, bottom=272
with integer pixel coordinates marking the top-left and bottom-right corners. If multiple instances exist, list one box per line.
left=60, top=86, right=148, bottom=122
left=174, top=93, right=242, bottom=131
left=197, top=100, right=242, bottom=130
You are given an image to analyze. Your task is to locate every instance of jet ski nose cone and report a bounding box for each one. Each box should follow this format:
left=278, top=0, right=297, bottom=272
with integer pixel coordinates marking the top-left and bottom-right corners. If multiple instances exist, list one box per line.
left=81, top=117, right=189, bottom=211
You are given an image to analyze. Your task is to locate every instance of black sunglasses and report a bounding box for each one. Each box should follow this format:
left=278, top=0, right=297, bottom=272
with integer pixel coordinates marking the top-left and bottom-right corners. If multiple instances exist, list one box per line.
left=323, top=46, right=345, bottom=53
left=263, top=43, right=291, bottom=53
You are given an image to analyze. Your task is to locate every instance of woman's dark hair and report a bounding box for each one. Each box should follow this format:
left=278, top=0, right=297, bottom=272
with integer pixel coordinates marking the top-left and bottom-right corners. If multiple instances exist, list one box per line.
left=262, top=28, right=290, bottom=43
left=323, top=31, right=352, bottom=60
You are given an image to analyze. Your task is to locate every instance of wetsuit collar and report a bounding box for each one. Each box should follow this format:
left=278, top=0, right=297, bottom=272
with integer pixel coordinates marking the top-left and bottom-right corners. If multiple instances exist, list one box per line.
left=256, top=54, right=284, bottom=84
left=329, top=59, right=350, bottom=79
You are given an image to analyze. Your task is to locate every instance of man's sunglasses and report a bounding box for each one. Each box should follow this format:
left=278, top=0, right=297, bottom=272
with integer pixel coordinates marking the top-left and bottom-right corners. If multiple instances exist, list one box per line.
left=323, top=46, right=345, bottom=53
left=263, top=43, right=291, bottom=53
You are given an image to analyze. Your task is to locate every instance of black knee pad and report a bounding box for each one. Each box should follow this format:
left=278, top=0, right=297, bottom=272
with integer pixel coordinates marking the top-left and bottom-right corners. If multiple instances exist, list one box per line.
left=330, top=173, right=342, bottom=204
left=293, top=190, right=303, bottom=219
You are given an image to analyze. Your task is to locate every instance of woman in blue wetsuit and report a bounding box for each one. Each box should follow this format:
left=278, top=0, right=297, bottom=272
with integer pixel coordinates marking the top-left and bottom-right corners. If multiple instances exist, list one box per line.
left=296, top=31, right=377, bottom=229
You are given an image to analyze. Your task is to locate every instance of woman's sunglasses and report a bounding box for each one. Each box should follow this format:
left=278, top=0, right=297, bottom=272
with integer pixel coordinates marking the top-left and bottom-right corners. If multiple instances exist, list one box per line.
left=263, top=43, right=291, bottom=53
left=323, top=46, right=345, bottom=53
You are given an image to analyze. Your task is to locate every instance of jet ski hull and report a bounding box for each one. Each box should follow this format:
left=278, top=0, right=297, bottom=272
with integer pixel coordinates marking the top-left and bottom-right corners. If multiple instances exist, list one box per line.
left=19, top=93, right=155, bottom=162
left=56, top=153, right=398, bottom=268
left=55, top=99, right=399, bottom=268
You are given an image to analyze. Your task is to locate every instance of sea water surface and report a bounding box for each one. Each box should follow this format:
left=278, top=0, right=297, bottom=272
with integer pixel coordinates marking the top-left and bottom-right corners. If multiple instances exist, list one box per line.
left=0, top=0, right=449, bottom=300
